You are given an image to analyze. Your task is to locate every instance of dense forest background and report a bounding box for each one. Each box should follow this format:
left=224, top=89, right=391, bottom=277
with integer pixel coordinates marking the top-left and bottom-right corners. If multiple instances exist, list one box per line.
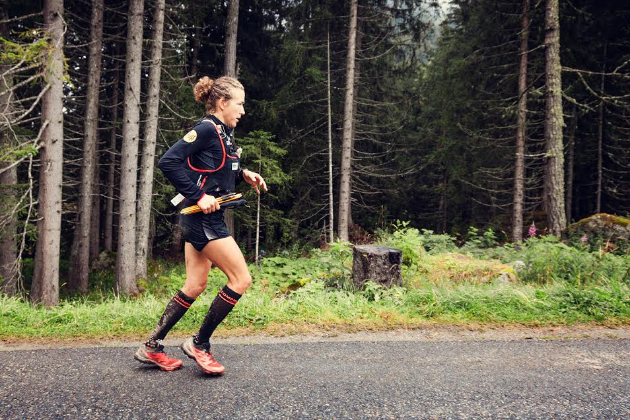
left=1, top=0, right=629, bottom=305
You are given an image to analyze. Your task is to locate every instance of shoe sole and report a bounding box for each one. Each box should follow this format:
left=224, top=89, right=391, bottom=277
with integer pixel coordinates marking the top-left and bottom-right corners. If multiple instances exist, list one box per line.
left=180, top=342, right=225, bottom=375
left=134, top=349, right=182, bottom=372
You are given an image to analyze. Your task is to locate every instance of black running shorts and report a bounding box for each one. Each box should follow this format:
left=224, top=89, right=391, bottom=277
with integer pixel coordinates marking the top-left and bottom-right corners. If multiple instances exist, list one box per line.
left=180, top=209, right=230, bottom=252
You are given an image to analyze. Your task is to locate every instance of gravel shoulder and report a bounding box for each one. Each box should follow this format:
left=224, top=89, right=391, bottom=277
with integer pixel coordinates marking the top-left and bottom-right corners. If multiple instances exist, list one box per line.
left=2, top=323, right=629, bottom=351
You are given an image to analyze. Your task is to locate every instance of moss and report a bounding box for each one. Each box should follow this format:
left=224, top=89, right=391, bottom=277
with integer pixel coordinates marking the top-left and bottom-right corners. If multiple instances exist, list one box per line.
left=572, top=213, right=630, bottom=229
left=609, top=215, right=630, bottom=227
left=416, top=253, right=518, bottom=285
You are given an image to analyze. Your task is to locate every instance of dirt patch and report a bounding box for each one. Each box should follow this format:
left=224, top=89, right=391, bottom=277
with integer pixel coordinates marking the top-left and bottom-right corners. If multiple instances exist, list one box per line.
left=1, top=323, right=629, bottom=351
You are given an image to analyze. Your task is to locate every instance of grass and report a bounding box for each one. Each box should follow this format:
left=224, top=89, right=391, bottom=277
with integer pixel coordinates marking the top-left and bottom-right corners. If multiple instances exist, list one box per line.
left=1, top=265, right=628, bottom=341
left=1, top=230, right=629, bottom=341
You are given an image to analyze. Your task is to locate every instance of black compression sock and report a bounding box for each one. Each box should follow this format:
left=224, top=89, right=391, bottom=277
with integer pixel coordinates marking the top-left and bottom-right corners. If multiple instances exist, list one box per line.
left=147, top=290, right=196, bottom=344
left=195, top=286, right=242, bottom=345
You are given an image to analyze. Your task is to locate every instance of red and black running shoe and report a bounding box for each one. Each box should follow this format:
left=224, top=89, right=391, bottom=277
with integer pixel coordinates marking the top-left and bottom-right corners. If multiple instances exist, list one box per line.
left=181, top=336, right=225, bottom=375
left=134, top=341, right=183, bottom=371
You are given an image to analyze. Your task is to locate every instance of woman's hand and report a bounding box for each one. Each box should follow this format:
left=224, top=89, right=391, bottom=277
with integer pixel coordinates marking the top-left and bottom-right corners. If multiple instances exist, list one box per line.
left=197, top=194, right=220, bottom=214
left=243, top=170, right=268, bottom=195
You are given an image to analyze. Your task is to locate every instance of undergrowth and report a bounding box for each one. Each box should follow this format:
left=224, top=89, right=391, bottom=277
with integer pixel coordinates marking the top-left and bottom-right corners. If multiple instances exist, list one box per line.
left=1, top=224, right=628, bottom=340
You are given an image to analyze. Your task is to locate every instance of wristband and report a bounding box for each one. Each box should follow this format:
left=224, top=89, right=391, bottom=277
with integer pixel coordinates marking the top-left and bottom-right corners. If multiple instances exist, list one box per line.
left=236, top=168, right=247, bottom=183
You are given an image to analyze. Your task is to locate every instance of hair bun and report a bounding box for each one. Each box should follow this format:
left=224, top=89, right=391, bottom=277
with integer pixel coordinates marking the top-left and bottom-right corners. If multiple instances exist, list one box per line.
left=193, top=75, right=244, bottom=112
left=193, top=77, right=214, bottom=104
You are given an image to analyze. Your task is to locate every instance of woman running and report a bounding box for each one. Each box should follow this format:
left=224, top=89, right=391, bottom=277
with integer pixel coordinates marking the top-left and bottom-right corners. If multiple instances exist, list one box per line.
left=134, top=76, right=267, bottom=375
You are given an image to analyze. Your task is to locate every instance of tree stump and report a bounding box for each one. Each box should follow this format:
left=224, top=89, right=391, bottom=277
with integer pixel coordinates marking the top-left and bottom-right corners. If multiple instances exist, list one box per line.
left=352, top=245, right=402, bottom=289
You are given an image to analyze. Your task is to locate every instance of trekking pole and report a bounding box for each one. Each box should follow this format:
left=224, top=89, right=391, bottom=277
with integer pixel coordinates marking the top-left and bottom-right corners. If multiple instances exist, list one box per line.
left=180, top=193, right=243, bottom=215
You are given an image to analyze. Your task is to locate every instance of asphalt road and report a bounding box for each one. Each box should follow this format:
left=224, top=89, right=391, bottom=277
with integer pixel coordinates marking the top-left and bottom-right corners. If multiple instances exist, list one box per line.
left=1, top=336, right=629, bottom=419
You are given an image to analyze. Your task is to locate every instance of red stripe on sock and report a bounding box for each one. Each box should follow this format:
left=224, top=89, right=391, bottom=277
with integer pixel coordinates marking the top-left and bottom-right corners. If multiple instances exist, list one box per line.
left=174, top=295, right=191, bottom=308
left=218, top=291, right=237, bottom=305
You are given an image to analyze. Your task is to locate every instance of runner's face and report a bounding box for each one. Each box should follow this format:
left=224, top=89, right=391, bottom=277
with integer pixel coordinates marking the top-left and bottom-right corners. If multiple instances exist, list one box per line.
left=220, top=89, right=245, bottom=128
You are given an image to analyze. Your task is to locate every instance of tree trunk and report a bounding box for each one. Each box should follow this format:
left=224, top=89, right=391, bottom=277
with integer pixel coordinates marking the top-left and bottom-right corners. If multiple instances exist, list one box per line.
left=0, top=160, right=18, bottom=296
left=32, top=0, right=65, bottom=306
left=223, top=0, right=239, bottom=236
left=170, top=216, right=182, bottom=257
left=347, top=15, right=362, bottom=231
left=543, top=0, right=566, bottom=236
left=148, top=213, right=156, bottom=260
left=190, top=21, right=200, bottom=78
left=255, top=161, right=261, bottom=265
left=89, top=150, right=100, bottom=262
left=565, top=105, right=578, bottom=222
left=115, top=0, right=144, bottom=296
left=68, top=0, right=104, bottom=294
left=327, top=28, right=334, bottom=243
left=512, top=0, right=530, bottom=243
left=136, top=0, right=165, bottom=280
left=0, top=11, right=19, bottom=296
left=595, top=40, right=607, bottom=214
left=89, top=83, right=102, bottom=263
left=337, top=0, right=358, bottom=242
left=224, top=0, right=239, bottom=77
left=440, top=169, right=448, bottom=233
left=104, top=48, right=121, bottom=252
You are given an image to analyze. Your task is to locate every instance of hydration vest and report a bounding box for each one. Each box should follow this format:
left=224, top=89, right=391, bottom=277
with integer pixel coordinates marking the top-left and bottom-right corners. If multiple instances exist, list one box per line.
left=186, top=118, right=241, bottom=196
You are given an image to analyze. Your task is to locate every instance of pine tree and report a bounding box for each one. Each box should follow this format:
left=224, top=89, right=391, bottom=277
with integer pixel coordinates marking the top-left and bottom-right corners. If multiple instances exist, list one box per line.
left=512, top=0, right=530, bottom=242
left=32, top=0, right=65, bottom=305
left=338, top=0, right=358, bottom=242
left=68, top=0, right=104, bottom=294
left=542, top=0, right=566, bottom=235
left=0, top=9, right=19, bottom=295
left=136, top=0, right=166, bottom=280
left=115, top=0, right=144, bottom=295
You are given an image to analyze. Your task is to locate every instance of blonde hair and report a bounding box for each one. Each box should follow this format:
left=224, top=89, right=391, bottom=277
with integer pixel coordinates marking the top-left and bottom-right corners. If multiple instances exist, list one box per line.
left=193, top=76, right=244, bottom=113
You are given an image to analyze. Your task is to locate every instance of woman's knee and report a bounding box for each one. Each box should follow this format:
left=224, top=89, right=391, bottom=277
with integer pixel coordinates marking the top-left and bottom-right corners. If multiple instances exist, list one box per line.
left=228, top=272, right=252, bottom=294
left=182, top=279, right=208, bottom=298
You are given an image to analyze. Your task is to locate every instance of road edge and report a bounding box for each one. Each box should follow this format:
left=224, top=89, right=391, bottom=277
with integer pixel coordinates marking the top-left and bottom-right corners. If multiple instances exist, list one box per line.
left=2, top=324, right=629, bottom=351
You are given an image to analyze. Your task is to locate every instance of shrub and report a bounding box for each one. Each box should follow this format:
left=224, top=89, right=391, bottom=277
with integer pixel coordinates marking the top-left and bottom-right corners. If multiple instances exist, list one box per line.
left=515, top=236, right=629, bottom=285
left=378, top=221, right=425, bottom=266
left=418, top=229, right=458, bottom=254
left=463, top=226, right=499, bottom=249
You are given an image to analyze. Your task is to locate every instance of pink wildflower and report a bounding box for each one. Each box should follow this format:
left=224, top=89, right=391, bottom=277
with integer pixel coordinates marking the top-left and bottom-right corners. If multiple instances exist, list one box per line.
left=580, top=235, right=588, bottom=243
left=528, top=223, right=537, bottom=238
